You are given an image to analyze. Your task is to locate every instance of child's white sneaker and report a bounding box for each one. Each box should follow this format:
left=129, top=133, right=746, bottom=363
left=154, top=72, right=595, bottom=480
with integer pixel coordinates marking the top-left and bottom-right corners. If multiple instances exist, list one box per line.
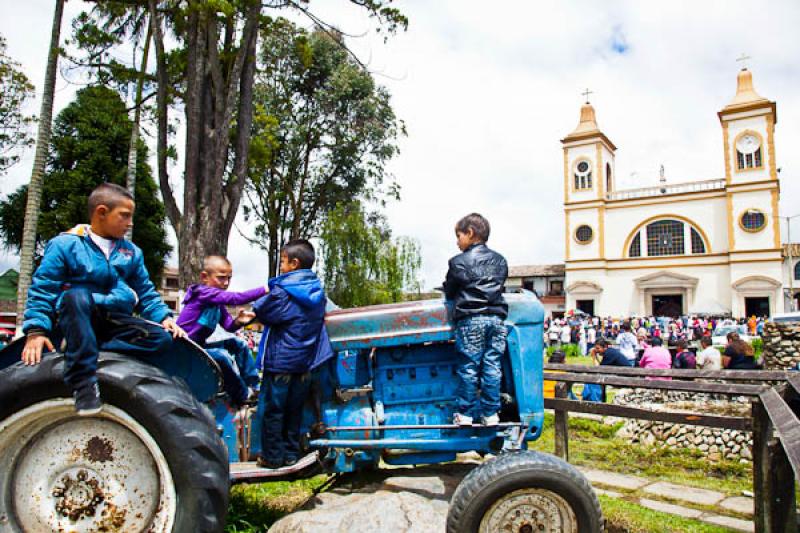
left=482, top=414, right=500, bottom=426
left=453, top=413, right=473, bottom=426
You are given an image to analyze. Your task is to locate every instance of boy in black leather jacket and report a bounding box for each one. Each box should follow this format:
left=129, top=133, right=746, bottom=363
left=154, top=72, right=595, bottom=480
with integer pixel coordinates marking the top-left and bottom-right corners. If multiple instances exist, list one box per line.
left=443, top=213, right=508, bottom=426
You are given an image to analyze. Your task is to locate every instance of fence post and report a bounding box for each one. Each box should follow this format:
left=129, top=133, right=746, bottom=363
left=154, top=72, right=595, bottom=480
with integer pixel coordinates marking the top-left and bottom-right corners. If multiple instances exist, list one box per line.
left=753, top=399, right=769, bottom=533
left=554, top=383, right=569, bottom=462
left=767, top=439, right=797, bottom=533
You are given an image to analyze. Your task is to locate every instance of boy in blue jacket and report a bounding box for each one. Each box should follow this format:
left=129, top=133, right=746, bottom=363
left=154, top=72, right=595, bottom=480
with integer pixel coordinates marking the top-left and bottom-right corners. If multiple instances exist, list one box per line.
left=253, top=239, right=333, bottom=468
left=21, top=183, right=183, bottom=415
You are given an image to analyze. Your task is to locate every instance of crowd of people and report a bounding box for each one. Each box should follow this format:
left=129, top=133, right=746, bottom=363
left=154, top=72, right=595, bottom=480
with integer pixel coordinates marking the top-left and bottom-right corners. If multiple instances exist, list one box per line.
left=545, top=313, right=764, bottom=375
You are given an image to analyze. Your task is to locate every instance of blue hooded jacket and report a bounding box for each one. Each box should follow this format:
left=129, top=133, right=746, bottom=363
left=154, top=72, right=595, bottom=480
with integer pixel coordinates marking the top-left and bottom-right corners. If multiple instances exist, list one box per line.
left=23, top=224, right=171, bottom=334
left=253, top=269, right=334, bottom=373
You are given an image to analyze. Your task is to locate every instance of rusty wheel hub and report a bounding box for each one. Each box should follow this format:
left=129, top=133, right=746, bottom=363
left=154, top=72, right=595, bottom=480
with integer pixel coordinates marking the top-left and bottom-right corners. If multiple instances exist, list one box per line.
left=51, top=469, right=105, bottom=521
left=0, top=400, right=176, bottom=532
left=478, top=488, right=578, bottom=533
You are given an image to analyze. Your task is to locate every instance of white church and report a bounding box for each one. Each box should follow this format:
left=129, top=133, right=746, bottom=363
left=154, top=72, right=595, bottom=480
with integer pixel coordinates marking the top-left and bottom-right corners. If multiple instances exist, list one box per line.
left=562, top=67, right=783, bottom=318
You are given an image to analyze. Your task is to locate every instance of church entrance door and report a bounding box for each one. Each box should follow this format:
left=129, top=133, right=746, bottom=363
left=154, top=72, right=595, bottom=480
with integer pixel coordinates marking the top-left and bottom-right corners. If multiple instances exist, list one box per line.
left=576, top=299, right=595, bottom=316
left=652, top=294, right=683, bottom=317
left=744, top=297, right=770, bottom=317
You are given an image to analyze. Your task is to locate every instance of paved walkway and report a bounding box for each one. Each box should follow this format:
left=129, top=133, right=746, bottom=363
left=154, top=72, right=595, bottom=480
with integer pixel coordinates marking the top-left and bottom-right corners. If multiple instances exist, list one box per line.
left=579, top=467, right=754, bottom=532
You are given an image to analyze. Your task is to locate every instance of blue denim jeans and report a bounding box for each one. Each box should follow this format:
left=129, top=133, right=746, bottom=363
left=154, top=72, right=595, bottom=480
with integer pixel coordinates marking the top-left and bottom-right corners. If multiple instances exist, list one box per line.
left=57, top=288, right=172, bottom=391
left=206, top=337, right=259, bottom=405
left=454, top=315, right=507, bottom=418
left=260, top=372, right=310, bottom=464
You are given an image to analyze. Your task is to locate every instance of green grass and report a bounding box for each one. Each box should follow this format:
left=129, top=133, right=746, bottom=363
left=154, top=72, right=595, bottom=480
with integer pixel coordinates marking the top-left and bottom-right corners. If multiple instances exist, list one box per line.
left=529, top=413, right=752, bottom=495
left=225, top=476, right=329, bottom=532
left=599, top=495, right=736, bottom=533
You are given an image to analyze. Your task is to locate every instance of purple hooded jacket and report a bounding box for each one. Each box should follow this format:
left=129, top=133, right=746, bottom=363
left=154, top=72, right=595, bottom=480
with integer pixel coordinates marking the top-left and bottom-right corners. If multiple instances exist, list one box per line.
left=177, top=284, right=266, bottom=345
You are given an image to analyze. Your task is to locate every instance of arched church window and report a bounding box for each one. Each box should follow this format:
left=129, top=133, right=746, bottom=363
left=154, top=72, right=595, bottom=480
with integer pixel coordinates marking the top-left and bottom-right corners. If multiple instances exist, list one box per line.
left=735, top=133, right=763, bottom=171
left=629, top=233, right=641, bottom=257
left=574, top=160, right=592, bottom=190
left=606, top=163, right=612, bottom=192
left=795, top=261, right=800, bottom=281
left=646, top=220, right=684, bottom=256
left=740, top=209, right=766, bottom=232
left=690, top=228, right=705, bottom=254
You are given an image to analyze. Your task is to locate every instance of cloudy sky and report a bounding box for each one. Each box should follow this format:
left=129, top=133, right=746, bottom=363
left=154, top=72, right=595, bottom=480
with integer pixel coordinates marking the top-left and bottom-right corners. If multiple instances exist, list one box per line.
left=2, top=0, right=800, bottom=292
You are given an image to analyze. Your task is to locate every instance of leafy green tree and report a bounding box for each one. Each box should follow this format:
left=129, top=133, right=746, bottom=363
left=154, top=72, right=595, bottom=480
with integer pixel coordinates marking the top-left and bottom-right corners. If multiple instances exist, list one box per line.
left=0, top=86, right=171, bottom=284
left=320, top=202, right=421, bottom=308
left=69, top=1, right=407, bottom=284
left=0, top=34, right=35, bottom=174
left=243, top=19, right=404, bottom=276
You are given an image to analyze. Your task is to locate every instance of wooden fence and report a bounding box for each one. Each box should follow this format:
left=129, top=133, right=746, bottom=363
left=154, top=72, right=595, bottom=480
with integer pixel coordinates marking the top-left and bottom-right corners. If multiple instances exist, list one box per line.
left=543, top=364, right=800, bottom=533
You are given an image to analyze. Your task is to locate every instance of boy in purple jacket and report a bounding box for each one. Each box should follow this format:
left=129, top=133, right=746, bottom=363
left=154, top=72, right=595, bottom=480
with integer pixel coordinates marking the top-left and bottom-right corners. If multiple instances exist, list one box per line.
left=177, top=255, right=266, bottom=406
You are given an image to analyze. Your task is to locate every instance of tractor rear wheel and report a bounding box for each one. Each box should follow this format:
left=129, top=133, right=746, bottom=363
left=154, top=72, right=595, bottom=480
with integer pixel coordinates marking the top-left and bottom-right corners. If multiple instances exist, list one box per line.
left=0, top=352, right=229, bottom=533
left=447, top=450, right=602, bottom=533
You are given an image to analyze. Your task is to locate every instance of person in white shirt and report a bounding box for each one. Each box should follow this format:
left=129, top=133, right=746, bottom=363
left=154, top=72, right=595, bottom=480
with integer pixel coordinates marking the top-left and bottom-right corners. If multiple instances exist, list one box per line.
left=578, top=326, right=587, bottom=356
left=560, top=323, right=572, bottom=345
left=548, top=323, right=561, bottom=347
left=616, top=322, right=638, bottom=361
left=696, top=336, right=721, bottom=370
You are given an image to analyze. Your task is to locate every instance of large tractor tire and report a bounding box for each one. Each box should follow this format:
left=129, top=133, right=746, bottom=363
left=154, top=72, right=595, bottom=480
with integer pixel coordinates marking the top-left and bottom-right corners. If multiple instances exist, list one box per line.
left=0, top=352, right=229, bottom=533
left=447, top=450, right=602, bottom=533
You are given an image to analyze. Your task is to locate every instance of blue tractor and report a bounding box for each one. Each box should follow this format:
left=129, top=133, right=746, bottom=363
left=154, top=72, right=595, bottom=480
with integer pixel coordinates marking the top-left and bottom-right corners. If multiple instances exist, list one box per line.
left=0, top=292, right=601, bottom=532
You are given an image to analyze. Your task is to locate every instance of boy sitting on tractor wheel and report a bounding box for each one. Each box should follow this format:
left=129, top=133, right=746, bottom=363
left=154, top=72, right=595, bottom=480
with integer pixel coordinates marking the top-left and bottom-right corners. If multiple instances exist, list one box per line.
left=21, top=183, right=184, bottom=415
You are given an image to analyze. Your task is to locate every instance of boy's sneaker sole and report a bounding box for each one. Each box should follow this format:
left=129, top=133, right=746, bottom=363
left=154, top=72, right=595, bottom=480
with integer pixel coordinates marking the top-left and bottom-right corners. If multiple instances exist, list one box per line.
left=453, top=413, right=473, bottom=426
left=482, top=414, right=500, bottom=426
left=73, top=382, right=102, bottom=416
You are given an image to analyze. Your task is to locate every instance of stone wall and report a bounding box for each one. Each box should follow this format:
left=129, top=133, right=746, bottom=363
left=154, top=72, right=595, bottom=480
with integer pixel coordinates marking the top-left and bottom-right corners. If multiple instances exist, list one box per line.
left=762, top=321, right=800, bottom=369
left=612, top=389, right=752, bottom=462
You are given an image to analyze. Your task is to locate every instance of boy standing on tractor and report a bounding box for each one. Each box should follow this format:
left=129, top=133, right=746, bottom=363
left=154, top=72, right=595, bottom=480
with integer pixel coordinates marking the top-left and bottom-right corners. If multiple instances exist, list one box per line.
left=253, top=239, right=333, bottom=469
left=177, top=255, right=266, bottom=407
left=21, top=183, right=184, bottom=415
left=443, top=213, right=508, bottom=426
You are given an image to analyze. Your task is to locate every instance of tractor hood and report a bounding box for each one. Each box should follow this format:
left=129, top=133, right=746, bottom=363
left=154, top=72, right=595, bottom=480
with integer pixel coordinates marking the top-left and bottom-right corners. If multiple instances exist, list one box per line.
left=325, top=291, right=544, bottom=352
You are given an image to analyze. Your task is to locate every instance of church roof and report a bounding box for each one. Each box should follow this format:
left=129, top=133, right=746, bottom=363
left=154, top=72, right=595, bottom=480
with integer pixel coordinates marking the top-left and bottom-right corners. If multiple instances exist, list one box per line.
left=561, top=102, right=617, bottom=150
left=719, top=68, right=776, bottom=121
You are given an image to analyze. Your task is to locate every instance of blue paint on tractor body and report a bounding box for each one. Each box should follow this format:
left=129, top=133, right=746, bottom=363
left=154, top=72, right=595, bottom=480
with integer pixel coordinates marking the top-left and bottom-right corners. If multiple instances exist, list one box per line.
left=0, top=291, right=545, bottom=478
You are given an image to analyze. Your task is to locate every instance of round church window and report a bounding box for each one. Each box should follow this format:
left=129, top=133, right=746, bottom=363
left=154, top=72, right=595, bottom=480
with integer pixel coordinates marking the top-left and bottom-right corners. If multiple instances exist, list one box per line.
left=740, top=209, right=766, bottom=232
left=575, top=225, right=593, bottom=244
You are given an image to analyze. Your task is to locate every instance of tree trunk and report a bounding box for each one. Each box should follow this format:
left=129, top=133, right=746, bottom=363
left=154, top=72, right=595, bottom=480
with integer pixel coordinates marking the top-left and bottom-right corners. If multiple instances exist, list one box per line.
left=125, top=20, right=152, bottom=241
left=16, top=0, right=65, bottom=332
left=149, top=0, right=260, bottom=286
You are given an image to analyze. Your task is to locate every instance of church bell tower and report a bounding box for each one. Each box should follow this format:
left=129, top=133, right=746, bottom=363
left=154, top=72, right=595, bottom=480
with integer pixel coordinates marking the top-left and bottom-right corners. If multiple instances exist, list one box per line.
left=561, top=96, right=617, bottom=261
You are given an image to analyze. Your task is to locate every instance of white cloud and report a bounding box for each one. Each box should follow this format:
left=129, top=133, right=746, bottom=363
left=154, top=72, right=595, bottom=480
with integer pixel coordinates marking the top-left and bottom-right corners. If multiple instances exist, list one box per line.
left=3, top=0, right=800, bottom=294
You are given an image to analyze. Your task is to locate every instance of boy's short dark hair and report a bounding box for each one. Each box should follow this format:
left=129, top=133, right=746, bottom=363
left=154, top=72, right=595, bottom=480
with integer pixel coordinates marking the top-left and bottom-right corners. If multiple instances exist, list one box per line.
left=700, top=336, right=712, bottom=347
left=594, top=337, right=609, bottom=348
left=651, top=337, right=663, bottom=346
left=203, top=255, right=231, bottom=272
left=455, top=213, right=490, bottom=242
left=87, top=182, right=134, bottom=219
left=282, top=239, right=315, bottom=269
left=676, top=339, right=687, bottom=350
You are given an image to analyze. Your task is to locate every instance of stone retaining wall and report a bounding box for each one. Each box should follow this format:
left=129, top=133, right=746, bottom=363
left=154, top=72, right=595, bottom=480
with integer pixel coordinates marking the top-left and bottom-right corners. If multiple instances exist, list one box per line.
left=612, top=389, right=752, bottom=462
left=762, top=321, right=800, bottom=369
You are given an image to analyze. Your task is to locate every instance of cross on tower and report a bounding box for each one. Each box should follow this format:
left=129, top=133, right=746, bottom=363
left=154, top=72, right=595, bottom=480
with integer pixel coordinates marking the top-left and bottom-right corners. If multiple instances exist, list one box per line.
left=736, top=53, right=751, bottom=69
left=581, top=88, right=593, bottom=103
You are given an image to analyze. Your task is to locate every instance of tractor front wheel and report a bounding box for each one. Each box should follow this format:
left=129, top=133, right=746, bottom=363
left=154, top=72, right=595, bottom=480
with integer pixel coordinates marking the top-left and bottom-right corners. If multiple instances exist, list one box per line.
left=447, top=450, right=602, bottom=533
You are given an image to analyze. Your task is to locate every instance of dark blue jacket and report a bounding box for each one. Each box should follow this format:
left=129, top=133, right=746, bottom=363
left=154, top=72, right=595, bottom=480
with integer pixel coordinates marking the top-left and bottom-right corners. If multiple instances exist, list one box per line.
left=23, top=224, right=171, bottom=334
left=443, top=243, right=508, bottom=321
left=253, top=269, right=334, bottom=373
left=600, top=347, right=634, bottom=367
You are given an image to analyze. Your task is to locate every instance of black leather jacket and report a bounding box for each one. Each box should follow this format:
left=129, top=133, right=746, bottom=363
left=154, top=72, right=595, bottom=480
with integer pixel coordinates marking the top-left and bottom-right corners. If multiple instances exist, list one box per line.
left=443, top=243, right=508, bottom=321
